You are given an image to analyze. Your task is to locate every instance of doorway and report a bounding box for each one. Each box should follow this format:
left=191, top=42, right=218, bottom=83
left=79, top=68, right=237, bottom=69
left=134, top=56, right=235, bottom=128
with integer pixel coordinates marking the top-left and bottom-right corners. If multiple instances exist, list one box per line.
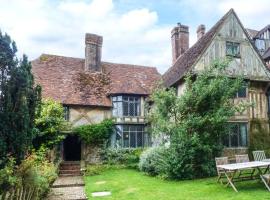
left=63, top=135, right=81, bottom=161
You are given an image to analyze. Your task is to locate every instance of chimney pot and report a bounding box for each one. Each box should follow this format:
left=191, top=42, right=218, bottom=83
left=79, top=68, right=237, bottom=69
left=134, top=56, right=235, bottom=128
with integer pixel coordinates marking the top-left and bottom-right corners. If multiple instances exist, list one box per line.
left=197, top=24, right=206, bottom=40
left=85, top=33, right=103, bottom=72
left=171, top=23, right=189, bottom=63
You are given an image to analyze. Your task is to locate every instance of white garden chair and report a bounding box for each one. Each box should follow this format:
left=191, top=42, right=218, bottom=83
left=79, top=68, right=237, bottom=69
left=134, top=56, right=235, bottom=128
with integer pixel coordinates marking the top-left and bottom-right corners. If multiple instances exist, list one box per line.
left=253, top=150, right=270, bottom=162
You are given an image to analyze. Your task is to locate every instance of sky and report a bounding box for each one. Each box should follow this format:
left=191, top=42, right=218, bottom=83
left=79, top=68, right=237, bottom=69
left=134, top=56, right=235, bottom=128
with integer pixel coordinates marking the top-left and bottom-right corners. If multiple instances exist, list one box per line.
left=0, top=0, right=269, bottom=74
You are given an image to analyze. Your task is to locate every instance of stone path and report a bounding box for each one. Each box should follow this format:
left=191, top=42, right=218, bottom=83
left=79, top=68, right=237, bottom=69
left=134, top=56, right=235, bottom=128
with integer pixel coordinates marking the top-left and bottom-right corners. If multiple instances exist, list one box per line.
left=47, top=176, right=87, bottom=200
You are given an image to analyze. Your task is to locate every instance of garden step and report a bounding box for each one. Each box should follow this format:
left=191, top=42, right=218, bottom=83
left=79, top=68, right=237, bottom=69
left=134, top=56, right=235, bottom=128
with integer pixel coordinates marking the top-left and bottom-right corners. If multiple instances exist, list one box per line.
left=59, top=170, right=81, bottom=175
left=60, top=165, right=81, bottom=170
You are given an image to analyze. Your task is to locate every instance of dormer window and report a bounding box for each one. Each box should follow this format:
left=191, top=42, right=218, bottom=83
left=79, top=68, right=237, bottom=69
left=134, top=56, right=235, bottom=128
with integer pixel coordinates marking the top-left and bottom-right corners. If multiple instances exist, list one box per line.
left=226, top=41, right=240, bottom=57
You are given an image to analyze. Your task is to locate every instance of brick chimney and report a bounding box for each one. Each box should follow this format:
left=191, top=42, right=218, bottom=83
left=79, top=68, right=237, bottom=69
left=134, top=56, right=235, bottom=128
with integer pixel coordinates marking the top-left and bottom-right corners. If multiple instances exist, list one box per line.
left=85, top=33, right=103, bottom=72
left=197, top=24, right=205, bottom=40
left=171, top=23, right=189, bottom=63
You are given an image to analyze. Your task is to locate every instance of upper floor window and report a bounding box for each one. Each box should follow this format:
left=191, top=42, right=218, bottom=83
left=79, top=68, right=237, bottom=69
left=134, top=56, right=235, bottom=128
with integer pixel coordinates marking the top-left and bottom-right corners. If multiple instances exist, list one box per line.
left=63, top=106, right=69, bottom=121
left=112, top=95, right=141, bottom=117
left=223, top=122, right=248, bottom=148
left=255, top=39, right=266, bottom=51
left=226, top=41, right=240, bottom=57
left=235, top=85, right=247, bottom=98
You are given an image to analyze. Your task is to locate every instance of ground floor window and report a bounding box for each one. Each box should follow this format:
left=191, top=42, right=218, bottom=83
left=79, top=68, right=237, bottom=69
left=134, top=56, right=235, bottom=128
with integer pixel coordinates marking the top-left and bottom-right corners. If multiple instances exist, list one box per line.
left=223, top=122, right=248, bottom=147
left=111, top=124, right=150, bottom=148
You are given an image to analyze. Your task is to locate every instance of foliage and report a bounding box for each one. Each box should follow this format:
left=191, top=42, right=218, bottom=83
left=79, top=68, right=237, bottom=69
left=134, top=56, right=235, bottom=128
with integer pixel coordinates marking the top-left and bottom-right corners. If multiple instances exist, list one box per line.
left=73, top=119, right=114, bottom=145
left=148, top=59, right=249, bottom=179
left=0, top=148, right=57, bottom=197
left=33, top=99, right=69, bottom=149
left=16, top=149, right=57, bottom=197
left=85, top=168, right=270, bottom=200
left=138, top=147, right=167, bottom=176
left=0, top=31, right=41, bottom=165
left=101, top=148, right=143, bottom=169
left=0, top=157, right=18, bottom=193
left=249, top=119, right=270, bottom=157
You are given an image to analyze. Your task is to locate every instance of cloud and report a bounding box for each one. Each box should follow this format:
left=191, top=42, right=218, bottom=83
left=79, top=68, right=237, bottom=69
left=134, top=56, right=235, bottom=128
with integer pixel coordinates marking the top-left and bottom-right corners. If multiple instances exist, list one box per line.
left=0, top=0, right=269, bottom=74
left=0, top=0, right=172, bottom=73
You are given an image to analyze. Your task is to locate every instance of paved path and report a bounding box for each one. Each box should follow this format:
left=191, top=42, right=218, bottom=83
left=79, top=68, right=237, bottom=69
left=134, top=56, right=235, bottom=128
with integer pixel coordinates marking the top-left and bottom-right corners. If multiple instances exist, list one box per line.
left=47, top=176, right=87, bottom=200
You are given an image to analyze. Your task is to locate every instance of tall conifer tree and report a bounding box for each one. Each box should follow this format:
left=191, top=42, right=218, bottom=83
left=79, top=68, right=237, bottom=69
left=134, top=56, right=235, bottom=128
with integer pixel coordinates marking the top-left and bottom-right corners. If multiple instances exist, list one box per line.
left=0, top=31, right=40, bottom=165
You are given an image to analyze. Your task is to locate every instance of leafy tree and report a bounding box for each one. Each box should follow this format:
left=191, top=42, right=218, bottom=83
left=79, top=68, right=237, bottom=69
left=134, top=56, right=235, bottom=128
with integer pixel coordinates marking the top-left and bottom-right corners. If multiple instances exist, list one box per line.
left=0, top=31, right=40, bottom=165
left=148, top=59, right=250, bottom=179
left=33, top=99, right=69, bottom=149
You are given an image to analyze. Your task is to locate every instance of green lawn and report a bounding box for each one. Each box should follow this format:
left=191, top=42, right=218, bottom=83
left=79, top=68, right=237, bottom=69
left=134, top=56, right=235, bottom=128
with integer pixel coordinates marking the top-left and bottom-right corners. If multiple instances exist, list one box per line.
left=84, top=168, right=269, bottom=200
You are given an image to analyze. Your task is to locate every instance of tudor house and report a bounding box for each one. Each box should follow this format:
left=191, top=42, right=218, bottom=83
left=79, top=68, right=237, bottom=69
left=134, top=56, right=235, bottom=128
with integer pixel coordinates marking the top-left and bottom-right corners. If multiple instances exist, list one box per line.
left=163, top=9, right=270, bottom=156
left=32, top=34, right=160, bottom=162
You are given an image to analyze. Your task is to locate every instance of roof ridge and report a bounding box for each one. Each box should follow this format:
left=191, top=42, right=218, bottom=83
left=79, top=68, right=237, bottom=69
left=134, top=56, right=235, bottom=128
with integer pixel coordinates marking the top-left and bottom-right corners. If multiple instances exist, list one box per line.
left=162, top=8, right=232, bottom=86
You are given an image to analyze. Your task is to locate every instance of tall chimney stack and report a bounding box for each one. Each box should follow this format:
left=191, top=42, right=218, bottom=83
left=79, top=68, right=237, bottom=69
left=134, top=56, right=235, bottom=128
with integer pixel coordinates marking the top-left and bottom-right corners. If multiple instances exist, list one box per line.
left=85, top=33, right=103, bottom=72
left=171, top=23, right=189, bottom=63
left=197, top=24, right=206, bottom=40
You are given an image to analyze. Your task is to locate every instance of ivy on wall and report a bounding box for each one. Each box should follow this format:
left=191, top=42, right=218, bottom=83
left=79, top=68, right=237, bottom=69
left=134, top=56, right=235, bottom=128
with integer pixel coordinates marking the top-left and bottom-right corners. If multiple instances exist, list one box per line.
left=73, top=119, right=114, bottom=145
left=249, top=119, right=270, bottom=156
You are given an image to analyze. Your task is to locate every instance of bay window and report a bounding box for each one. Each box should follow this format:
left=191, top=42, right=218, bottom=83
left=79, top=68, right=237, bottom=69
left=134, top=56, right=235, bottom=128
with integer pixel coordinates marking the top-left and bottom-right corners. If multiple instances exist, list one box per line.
left=112, top=95, right=141, bottom=117
left=112, top=125, right=149, bottom=148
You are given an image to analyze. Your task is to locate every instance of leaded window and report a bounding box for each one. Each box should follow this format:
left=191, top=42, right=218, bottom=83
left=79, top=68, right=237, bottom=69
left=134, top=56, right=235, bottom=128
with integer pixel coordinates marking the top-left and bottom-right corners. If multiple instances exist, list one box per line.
left=111, top=125, right=149, bottom=148
left=235, top=85, right=247, bottom=98
left=223, top=123, right=248, bottom=147
left=226, top=41, right=240, bottom=57
left=63, top=106, right=70, bottom=121
left=112, top=95, right=141, bottom=117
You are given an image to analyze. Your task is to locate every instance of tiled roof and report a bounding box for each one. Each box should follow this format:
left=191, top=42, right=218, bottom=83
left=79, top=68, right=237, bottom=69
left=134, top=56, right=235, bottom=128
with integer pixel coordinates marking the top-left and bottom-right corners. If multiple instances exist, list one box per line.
left=255, top=24, right=270, bottom=38
left=162, top=9, right=232, bottom=87
left=31, top=54, right=161, bottom=107
left=246, top=28, right=259, bottom=39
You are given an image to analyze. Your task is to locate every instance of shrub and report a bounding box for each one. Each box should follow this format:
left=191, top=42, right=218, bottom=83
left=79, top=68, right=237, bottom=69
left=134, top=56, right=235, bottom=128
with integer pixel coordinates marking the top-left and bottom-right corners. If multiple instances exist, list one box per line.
left=33, top=99, right=69, bottom=149
left=0, top=149, right=57, bottom=198
left=73, top=119, right=114, bottom=145
left=101, top=148, right=143, bottom=169
left=139, top=147, right=167, bottom=176
left=0, top=157, right=18, bottom=193
left=17, top=149, right=57, bottom=197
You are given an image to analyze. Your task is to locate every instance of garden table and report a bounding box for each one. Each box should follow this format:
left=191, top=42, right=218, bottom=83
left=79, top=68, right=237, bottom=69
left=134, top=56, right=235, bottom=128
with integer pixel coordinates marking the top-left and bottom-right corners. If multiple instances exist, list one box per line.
left=217, top=161, right=270, bottom=192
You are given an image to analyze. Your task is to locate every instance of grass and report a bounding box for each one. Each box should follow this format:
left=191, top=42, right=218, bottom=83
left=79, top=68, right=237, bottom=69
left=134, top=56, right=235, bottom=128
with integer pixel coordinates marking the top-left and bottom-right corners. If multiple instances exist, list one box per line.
left=84, top=168, right=270, bottom=200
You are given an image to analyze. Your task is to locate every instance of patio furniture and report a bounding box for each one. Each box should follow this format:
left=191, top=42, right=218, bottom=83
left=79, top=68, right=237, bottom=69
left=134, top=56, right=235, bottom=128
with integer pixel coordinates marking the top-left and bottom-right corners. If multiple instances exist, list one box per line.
left=235, top=154, right=255, bottom=180
left=215, top=157, right=229, bottom=184
left=217, top=161, right=270, bottom=192
left=261, top=174, right=270, bottom=191
left=253, top=150, right=270, bottom=162
left=235, top=154, right=249, bottom=163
